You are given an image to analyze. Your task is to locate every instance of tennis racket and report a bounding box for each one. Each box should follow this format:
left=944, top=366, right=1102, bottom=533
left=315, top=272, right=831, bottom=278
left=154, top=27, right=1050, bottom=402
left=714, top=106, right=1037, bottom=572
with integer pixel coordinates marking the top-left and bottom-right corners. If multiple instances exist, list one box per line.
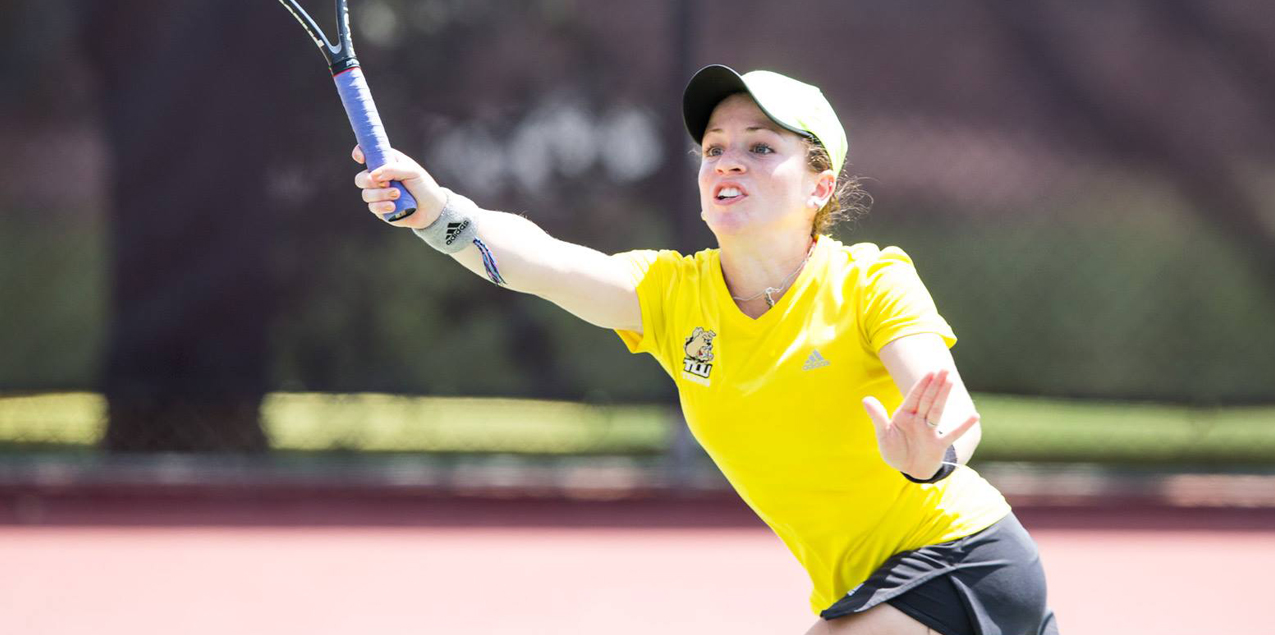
left=277, top=0, right=417, bottom=222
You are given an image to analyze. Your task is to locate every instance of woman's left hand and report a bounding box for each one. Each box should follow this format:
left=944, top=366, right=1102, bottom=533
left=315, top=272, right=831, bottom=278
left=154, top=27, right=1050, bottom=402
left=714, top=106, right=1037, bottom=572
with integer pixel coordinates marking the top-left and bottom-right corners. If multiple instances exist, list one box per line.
left=862, top=369, right=980, bottom=481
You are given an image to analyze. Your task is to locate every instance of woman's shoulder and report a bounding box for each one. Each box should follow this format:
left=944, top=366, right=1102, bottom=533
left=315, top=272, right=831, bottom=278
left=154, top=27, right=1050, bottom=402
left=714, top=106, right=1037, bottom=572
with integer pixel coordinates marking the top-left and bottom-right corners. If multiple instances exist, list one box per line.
left=613, top=246, right=718, bottom=285
left=821, top=237, right=918, bottom=275
left=617, top=246, right=714, bottom=263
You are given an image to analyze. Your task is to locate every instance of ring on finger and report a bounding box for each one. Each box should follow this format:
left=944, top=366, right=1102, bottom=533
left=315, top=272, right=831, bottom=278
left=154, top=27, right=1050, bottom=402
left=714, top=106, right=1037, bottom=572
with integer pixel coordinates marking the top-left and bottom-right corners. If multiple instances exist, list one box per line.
left=925, top=418, right=939, bottom=428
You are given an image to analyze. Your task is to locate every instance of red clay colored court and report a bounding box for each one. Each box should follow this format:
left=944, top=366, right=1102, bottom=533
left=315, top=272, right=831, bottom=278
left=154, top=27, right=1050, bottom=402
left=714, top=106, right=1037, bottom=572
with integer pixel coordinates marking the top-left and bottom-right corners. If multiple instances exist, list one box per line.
left=2, top=496, right=1270, bottom=634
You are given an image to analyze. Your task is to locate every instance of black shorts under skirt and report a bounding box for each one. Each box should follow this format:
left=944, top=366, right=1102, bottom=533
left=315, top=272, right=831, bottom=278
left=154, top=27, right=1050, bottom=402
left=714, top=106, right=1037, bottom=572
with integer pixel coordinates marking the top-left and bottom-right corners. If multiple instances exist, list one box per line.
left=820, top=513, right=1059, bottom=635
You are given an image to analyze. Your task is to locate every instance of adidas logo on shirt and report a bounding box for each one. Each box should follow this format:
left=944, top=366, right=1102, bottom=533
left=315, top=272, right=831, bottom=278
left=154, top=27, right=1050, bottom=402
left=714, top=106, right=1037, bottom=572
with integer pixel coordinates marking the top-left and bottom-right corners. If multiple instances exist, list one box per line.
left=802, top=349, right=830, bottom=371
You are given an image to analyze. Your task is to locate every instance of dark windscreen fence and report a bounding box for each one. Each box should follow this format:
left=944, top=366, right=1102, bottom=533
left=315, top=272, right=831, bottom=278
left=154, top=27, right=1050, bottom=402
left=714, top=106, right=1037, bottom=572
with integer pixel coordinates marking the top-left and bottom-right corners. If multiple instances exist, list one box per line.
left=0, top=0, right=1272, bottom=456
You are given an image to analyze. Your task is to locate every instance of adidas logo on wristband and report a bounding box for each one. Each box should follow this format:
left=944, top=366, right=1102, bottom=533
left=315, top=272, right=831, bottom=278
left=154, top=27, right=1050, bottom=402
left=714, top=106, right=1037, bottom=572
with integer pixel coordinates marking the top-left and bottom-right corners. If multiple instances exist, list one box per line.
left=444, top=220, right=470, bottom=246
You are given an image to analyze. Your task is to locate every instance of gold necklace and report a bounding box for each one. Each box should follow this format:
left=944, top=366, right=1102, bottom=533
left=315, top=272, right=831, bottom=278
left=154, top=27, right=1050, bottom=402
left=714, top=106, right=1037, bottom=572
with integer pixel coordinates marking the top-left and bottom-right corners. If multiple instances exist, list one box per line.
left=729, top=242, right=815, bottom=308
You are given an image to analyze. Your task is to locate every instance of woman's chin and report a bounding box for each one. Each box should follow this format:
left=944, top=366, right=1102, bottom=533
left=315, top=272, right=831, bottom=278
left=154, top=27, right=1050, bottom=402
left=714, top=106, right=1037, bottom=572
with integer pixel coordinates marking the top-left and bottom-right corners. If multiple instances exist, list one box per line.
left=703, top=210, right=754, bottom=238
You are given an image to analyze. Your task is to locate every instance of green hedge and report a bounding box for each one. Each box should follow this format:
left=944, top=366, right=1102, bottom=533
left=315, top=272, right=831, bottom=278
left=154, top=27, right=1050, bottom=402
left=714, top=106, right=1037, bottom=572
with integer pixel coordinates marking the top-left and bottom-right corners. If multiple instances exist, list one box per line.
left=3, top=392, right=1274, bottom=466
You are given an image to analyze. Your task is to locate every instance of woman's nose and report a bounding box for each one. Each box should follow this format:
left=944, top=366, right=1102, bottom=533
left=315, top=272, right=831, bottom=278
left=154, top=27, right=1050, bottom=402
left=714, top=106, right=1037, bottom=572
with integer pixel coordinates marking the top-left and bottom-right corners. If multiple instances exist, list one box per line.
left=715, top=147, right=747, bottom=173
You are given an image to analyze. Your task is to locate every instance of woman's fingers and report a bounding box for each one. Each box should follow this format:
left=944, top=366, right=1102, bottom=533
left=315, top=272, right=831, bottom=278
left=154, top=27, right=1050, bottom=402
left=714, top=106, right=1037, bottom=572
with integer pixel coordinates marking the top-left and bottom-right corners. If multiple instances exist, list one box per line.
left=940, top=413, right=980, bottom=445
left=914, top=369, right=947, bottom=420
left=361, top=184, right=400, bottom=204
left=354, top=168, right=401, bottom=217
left=898, top=372, right=934, bottom=418
left=368, top=165, right=423, bottom=186
left=923, top=373, right=954, bottom=430
left=862, top=396, right=891, bottom=437
left=353, top=146, right=428, bottom=185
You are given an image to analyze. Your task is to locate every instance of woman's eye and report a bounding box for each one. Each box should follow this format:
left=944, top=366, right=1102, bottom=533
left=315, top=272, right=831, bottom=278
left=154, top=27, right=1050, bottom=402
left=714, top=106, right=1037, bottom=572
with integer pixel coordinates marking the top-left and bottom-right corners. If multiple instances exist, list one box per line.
left=751, top=143, right=773, bottom=154
left=704, top=146, right=723, bottom=157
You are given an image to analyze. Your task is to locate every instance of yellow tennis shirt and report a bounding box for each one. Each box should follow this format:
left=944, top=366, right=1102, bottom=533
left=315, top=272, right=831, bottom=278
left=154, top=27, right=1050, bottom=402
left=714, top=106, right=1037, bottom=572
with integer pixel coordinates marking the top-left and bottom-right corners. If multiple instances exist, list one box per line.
left=615, top=235, right=1011, bottom=614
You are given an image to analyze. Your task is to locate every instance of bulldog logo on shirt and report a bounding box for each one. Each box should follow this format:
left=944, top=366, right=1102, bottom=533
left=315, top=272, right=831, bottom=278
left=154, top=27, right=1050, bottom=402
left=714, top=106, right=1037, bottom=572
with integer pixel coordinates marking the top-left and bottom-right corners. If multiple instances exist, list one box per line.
left=681, top=327, right=716, bottom=386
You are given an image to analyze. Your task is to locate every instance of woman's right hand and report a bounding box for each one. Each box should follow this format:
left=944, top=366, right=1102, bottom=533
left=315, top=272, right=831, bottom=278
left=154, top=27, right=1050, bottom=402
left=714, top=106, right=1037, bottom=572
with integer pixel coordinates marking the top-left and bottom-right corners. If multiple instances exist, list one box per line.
left=352, top=145, right=448, bottom=230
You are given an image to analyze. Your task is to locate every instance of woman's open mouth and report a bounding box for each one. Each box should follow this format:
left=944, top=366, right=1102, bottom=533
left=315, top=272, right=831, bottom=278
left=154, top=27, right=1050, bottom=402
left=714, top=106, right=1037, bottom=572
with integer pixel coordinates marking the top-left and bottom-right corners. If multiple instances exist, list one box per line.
left=714, top=184, right=748, bottom=205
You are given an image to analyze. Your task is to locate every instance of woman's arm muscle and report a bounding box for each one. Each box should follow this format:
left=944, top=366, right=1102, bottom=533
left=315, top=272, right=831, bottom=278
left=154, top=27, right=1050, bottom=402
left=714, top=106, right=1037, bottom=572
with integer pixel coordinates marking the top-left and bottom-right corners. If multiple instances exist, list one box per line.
left=450, top=210, right=643, bottom=332
left=352, top=148, right=642, bottom=333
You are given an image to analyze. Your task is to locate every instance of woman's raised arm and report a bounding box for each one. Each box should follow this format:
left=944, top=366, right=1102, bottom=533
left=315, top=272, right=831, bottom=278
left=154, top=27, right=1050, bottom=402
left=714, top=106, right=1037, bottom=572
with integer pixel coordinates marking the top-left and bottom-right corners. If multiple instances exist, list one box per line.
left=353, top=146, right=643, bottom=332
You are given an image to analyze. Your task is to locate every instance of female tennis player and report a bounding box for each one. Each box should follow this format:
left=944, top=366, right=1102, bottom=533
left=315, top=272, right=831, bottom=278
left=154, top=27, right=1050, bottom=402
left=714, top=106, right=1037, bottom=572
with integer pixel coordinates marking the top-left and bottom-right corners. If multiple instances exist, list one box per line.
left=351, top=65, right=1058, bottom=635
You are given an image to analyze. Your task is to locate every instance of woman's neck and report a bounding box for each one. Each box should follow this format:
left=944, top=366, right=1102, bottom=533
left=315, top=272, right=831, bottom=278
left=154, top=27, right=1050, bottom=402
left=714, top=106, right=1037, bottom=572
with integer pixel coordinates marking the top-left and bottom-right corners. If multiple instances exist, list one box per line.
left=719, top=230, right=817, bottom=319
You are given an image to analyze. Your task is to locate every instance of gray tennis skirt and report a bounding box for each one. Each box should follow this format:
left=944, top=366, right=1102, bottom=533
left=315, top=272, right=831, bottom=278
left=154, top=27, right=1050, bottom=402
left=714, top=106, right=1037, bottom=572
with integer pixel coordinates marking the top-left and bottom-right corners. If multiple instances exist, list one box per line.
left=820, top=513, right=1059, bottom=635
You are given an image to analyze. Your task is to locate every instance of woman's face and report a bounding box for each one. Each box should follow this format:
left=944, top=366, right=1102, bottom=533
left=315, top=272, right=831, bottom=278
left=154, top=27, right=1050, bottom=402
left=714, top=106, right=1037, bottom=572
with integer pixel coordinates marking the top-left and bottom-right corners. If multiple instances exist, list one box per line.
left=698, top=94, right=827, bottom=240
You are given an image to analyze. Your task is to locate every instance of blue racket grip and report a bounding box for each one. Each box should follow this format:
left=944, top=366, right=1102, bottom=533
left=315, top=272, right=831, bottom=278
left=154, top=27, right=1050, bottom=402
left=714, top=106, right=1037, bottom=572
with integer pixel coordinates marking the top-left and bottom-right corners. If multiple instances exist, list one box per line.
left=333, top=67, right=417, bottom=222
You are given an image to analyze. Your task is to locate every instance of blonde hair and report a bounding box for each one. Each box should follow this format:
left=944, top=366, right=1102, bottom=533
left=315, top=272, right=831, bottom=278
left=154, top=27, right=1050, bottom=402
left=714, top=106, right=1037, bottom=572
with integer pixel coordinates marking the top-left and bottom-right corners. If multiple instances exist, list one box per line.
left=805, top=138, right=870, bottom=238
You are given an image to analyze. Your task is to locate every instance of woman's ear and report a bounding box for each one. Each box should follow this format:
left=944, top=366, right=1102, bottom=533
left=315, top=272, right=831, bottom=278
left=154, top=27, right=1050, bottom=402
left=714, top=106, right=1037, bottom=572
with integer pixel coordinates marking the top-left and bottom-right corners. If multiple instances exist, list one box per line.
left=809, top=169, right=837, bottom=209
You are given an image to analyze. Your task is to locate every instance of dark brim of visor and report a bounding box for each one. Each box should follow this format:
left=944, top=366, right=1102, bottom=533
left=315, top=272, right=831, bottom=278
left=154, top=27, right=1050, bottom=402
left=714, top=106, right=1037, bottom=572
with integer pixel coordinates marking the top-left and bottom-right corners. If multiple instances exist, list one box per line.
left=682, top=64, right=809, bottom=144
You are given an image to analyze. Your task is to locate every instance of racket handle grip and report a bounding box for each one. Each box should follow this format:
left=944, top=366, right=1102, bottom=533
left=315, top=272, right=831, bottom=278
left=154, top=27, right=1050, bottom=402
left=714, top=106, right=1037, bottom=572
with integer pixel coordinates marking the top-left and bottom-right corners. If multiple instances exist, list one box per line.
left=333, top=66, right=417, bottom=222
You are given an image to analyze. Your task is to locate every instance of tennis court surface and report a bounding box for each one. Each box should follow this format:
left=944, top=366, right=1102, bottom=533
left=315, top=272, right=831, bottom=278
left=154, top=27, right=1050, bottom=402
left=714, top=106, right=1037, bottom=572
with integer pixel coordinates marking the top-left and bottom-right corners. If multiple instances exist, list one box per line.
left=2, top=494, right=1269, bottom=634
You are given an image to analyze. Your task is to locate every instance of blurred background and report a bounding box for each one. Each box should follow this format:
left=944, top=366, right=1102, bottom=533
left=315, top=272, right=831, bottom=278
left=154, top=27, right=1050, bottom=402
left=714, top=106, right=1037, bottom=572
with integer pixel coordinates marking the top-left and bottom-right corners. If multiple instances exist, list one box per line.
left=1, top=1, right=1273, bottom=633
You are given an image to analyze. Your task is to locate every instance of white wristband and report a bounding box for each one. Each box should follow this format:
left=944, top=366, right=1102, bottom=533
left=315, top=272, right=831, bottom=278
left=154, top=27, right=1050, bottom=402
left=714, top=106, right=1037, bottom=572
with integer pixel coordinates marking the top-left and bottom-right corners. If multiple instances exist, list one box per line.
left=412, top=188, right=480, bottom=254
